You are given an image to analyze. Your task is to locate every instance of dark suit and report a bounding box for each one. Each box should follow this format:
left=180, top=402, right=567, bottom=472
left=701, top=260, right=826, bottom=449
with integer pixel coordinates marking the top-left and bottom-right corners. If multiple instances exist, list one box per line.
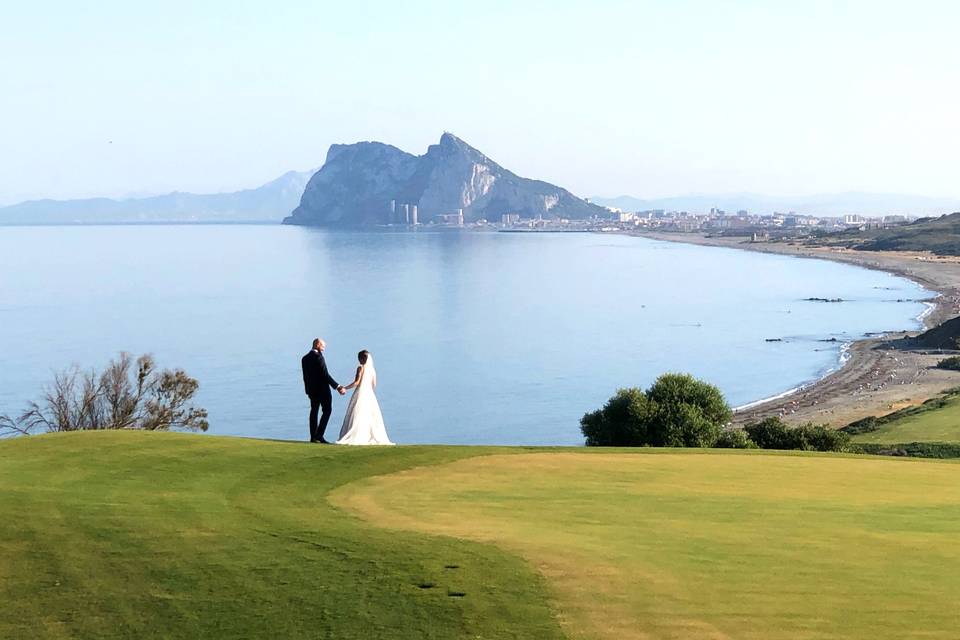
left=301, top=349, right=340, bottom=441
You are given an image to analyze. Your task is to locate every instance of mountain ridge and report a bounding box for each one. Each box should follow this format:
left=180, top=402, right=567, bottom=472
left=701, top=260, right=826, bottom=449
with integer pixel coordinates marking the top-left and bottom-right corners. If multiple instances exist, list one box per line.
left=0, top=170, right=314, bottom=224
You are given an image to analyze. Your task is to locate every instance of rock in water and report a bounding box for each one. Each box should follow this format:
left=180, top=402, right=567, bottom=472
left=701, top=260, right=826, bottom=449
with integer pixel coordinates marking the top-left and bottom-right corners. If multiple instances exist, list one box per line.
left=283, top=133, right=604, bottom=226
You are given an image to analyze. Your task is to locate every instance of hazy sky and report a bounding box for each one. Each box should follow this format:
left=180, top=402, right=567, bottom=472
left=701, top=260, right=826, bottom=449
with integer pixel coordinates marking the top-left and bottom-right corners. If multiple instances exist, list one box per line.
left=2, top=1, right=958, bottom=204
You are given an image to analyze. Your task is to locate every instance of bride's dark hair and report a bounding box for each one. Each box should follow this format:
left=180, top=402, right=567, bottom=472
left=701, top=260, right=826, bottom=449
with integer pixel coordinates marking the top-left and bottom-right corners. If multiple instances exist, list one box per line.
left=358, top=350, right=370, bottom=364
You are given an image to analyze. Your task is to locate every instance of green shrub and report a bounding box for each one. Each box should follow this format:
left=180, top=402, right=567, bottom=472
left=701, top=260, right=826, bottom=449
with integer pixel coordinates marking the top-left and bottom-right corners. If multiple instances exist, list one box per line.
left=743, top=417, right=791, bottom=448
left=796, top=423, right=850, bottom=452
left=937, top=356, right=960, bottom=371
left=851, top=442, right=960, bottom=458
left=581, top=374, right=731, bottom=447
left=644, top=374, right=732, bottom=446
left=843, top=416, right=880, bottom=435
left=580, top=388, right=649, bottom=447
left=715, top=428, right=757, bottom=449
left=744, top=418, right=849, bottom=452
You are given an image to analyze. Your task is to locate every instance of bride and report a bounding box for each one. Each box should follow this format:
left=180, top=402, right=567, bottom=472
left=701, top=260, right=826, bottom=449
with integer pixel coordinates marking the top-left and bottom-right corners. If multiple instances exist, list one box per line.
left=336, top=350, right=393, bottom=445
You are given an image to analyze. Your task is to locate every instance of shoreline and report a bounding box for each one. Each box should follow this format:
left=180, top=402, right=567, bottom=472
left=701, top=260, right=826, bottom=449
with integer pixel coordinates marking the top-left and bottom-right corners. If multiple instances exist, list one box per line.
left=627, top=231, right=960, bottom=427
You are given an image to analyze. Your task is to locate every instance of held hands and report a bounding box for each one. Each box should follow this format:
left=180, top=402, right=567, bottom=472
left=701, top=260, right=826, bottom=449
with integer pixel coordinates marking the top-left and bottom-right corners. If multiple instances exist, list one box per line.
left=337, top=386, right=346, bottom=395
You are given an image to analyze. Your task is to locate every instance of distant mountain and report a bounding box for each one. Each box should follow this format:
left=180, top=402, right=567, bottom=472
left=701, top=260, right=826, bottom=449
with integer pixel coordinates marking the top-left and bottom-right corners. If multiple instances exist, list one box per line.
left=284, top=133, right=604, bottom=226
left=590, top=192, right=960, bottom=218
left=0, top=170, right=313, bottom=224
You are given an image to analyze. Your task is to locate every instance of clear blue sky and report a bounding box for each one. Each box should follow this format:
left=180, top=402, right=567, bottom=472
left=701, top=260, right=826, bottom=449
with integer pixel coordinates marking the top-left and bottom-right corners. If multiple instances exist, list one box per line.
left=2, top=0, right=958, bottom=204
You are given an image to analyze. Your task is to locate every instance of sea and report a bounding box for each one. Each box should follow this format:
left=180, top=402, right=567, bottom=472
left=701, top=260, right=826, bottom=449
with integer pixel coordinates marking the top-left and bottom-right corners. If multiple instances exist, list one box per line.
left=0, top=225, right=931, bottom=445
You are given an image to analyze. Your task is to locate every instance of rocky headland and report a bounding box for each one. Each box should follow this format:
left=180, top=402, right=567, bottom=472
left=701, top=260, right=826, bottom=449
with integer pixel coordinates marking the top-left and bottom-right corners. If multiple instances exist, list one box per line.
left=283, top=133, right=603, bottom=226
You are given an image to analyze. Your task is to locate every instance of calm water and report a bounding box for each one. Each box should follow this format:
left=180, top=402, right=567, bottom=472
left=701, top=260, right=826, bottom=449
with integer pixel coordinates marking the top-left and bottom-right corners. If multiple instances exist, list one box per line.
left=0, top=226, right=930, bottom=445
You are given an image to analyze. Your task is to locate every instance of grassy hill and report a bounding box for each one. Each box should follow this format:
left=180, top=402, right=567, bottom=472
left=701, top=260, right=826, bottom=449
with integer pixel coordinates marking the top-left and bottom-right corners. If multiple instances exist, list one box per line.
left=850, top=394, right=960, bottom=445
left=812, top=212, right=960, bottom=255
left=3, top=432, right=960, bottom=638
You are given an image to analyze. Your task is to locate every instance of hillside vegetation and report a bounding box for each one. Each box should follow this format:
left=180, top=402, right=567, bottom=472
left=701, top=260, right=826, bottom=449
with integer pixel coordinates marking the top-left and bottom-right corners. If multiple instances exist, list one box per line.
left=846, top=389, right=960, bottom=447
left=910, top=316, right=960, bottom=350
left=813, top=212, right=960, bottom=255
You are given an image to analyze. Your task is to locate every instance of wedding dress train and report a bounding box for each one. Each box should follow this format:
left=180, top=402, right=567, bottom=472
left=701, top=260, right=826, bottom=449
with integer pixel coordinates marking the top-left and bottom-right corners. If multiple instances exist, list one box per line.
left=336, top=356, right=393, bottom=445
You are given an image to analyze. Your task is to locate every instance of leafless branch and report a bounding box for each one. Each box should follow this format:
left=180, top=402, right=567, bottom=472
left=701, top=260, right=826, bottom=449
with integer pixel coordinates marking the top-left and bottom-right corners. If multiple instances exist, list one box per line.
left=2, top=353, right=207, bottom=436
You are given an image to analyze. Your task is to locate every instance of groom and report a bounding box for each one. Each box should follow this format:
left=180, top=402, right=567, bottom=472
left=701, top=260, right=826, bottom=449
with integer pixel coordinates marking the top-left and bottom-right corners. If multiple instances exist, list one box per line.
left=301, top=338, right=345, bottom=443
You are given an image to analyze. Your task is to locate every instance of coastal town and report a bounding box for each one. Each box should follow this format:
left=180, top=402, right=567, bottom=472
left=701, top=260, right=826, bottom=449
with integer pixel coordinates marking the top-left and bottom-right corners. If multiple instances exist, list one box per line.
left=494, top=207, right=914, bottom=236
left=385, top=196, right=919, bottom=236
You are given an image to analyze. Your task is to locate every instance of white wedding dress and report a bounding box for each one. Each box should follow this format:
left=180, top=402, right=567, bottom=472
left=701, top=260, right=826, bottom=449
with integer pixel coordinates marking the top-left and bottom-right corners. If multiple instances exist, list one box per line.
left=336, top=356, right=393, bottom=445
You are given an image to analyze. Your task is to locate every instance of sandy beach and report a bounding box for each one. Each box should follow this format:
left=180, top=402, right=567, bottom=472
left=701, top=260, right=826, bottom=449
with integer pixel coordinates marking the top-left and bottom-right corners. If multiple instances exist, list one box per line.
left=632, top=231, right=960, bottom=427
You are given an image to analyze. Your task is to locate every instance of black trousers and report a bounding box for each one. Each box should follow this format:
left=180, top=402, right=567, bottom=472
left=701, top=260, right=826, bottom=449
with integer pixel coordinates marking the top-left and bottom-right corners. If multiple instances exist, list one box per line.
left=308, top=393, right=333, bottom=441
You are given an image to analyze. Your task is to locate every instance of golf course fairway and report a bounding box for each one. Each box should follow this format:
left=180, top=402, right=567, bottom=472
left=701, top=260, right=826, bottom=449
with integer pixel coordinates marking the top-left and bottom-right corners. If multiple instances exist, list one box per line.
left=333, top=451, right=960, bottom=639
left=3, top=432, right=960, bottom=638
left=0, top=432, right=562, bottom=639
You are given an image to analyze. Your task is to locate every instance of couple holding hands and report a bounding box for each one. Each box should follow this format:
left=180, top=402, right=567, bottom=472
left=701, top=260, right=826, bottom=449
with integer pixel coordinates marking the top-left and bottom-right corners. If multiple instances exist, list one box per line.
left=300, top=338, right=393, bottom=445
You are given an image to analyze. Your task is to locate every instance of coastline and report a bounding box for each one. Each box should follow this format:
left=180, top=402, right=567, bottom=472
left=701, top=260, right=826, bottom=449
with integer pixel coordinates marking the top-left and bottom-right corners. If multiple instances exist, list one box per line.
left=628, top=231, right=960, bottom=427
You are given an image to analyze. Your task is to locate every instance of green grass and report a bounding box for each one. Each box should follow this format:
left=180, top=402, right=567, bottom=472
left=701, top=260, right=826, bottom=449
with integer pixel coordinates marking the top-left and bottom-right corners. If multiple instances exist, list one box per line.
left=851, top=395, right=960, bottom=444
left=5, top=433, right=960, bottom=639
left=0, top=432, right=562, bottom=639
left=335, top=450, right=960, bottom=639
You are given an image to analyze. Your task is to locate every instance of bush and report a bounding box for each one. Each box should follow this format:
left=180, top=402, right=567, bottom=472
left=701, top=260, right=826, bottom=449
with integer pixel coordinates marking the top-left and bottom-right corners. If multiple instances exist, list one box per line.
left=743, top=417, right=791, bottom=449
left=796, top=423, right=850, bottom=452
left=851, top=441, right=960, bottom=458
left=744, top=417, right=849, bottom=452
left=580, top=388, right=649, bottom=447
left=843, top=416, right=880, bottom=435
left=937, top=356, right=960, bottom=371
left=582, top=373, right=731, bottom=447
left=715, top=428, right=757, bottom=449
left=645, top=374, right=732, bottom=446
left=0, top=353, right=208, bottom=437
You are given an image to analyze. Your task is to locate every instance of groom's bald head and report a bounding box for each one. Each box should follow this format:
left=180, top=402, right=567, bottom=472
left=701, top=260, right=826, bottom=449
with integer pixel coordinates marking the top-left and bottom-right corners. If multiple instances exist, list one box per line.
left=313, top=338, right=326, bottom=352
